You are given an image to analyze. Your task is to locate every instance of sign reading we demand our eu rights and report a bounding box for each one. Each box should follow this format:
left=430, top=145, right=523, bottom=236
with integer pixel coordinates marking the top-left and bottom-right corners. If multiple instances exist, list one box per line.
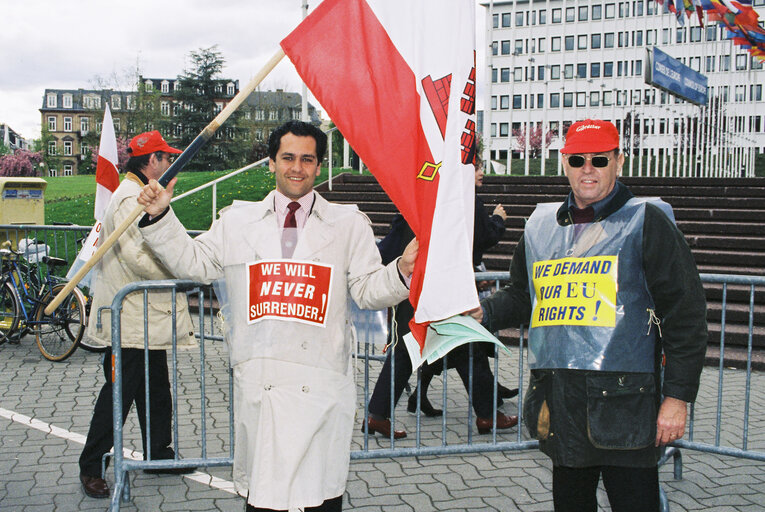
left=646, top=46, right=708, bottom=106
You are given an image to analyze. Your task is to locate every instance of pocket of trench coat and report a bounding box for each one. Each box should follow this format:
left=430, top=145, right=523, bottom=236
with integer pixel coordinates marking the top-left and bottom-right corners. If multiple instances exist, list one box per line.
left=585, top=373, right=657, bottom=450
left=523, top=371, right=551, bottom=440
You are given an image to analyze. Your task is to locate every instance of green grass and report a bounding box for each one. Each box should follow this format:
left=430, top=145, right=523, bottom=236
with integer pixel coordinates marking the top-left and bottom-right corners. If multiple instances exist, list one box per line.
left=44, top=166, right=341, bottom=231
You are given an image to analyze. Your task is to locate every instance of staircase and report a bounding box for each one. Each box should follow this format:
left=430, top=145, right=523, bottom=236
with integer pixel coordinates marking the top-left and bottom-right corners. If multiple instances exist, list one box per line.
left=316, top=174, right=765, bottom=366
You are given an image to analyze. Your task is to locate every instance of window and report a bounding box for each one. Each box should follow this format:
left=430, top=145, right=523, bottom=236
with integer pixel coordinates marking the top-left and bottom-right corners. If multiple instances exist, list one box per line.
left=662, top=28, right=670, bottom=45
left=127, top=95, right=136, bottom=110
left=500, top=95, right=510, bottom=109
left=491, top=96, right=497, bottom=110
left=618, top=32, right=628, bottom=47
left=551, top=36, right=561, bottom=51
left=578, top=35, right=588, bottom=50
left=550, top=93, right=560, bottom=108
left=539, top=9, right=547, bottom=24
left=80, top=117, right=89, bottom=134
left=706, top=25, right=717, bottom=41
left=491, top=41, right=498, bottom=56
left=530, top=10, right=537, bottom=25
left=515, top=11, right=523, bottom=26
left=579, top=5, right=588, bottom=20
left=81, top=143, right=89, bottom=156
left=513, top=95, right=522, bottom=109
left=619, top=2, right=629, bottom=17
left=563, top=92, right=573, bottom=107
left=493, top=13, right=499, bottom=28
left=634, top=30, right=643, bottom=46
left=676, top=28, right=686, bottom=43
left=690, top=27, right=702, bottom=42
left=111, top=95, right=121, bottom=110
left=113, top=118, right=120, bottom=132
left=753, top=57, right=763, bottom=70
left=736, top=54, right=748, bottom=70
left=735, top=85, right=746, bottom=102
left=576, top=92, right=586, bottom=107
left=634, top=60, right=642, bottom=76
left=592, top=34, right=602, bottom=49
left=502, top=13, right=511, bottom=27
left=752, top=84, right=763, bottom=101
left=566, top=7, right=575, bottom=22
left=515, top=39, right=524, bottom=54
left=538, top=66, right=545, bottom=80
left=63, top=116, right=72, bottom=132
left=144, top=80, right=153, bottom=91
left=46, top=93, right=57, bottom=108
left=634, top=1, right=644, bottom=16
left=269, top=110, right=278, bottom=121
left=633, top=90, right=642, bottom=105
left=160, top=80, right=169, bottom=94
left=501, top=40, right=511, bottom=55
left=565, top=36, right=574, bottom=51
left=48, top=116, right=56, bottom=131
left=592, top=5, right=603, bottom=20
left=513, top=67, right=522, bottom=81
left=603, top=90, right=613, bottom=106
left=491, top=124, right=497, bottom=138
left=63, top=94, right=72, bottom=108
left=577, top=63, right=587, bottom=79
left=215, top=102, right=224, bottom=114
left=604, top=61, right=614, bottom=77
left=537, top=93, right=544, bottom=109
left=720, top=55, right=730, bottom=72
left=590, top=92, right=600, bottom=107
left=63, top=141, right=72, bottom=156
left=63, top=165, right=73, bottom=176
left=550, top=65, right=561, bottom=79
left=48, top=141, right=56, bottom=155
left=501, top=67, right=511, bottom=82
left=591, top=62, right=601, bottom=78
left=552, top=8, right=562, bottom=23
left=605, top=33, right=615, bottom=48
left=500, top=123, right=509, bottom=137
left=161, top=101, right=170, bottom=116
left=705, top=56, right=716, bottom=73
left=689, top=57, right=701, bottom=72
left=647, top=29, right=656, bottom=45
left=605, top=3, right=616, bottom=18
left=538, top=37, right=546, bottom=53
left=564, top=64, right=574, bottom=79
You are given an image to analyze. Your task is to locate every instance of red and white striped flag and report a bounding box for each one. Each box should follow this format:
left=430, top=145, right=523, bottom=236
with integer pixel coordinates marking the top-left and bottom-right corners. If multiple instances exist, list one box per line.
left=66, top=105, right=120, bottom=284
left=282, top=0, right=478, bottom=350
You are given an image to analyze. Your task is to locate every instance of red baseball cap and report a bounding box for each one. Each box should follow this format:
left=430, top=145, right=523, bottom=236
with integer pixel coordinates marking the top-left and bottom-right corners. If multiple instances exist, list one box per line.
left=560, top=119, right=620, bottom=154
left=128, top=130, right=182, bottom=157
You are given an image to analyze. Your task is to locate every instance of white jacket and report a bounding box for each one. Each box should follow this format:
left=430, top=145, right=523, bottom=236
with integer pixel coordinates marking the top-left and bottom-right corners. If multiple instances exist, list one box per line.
left=141, top=191, right=409, bottom=509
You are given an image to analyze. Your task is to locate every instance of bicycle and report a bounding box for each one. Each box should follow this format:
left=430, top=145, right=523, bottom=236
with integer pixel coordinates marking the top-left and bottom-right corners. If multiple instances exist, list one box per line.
left=0, top=241, right=87, bottom=362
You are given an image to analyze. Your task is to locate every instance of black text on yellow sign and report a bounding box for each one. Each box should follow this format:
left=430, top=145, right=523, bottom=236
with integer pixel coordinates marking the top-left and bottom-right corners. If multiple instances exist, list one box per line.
left=531, top=256, right=618, bottom=328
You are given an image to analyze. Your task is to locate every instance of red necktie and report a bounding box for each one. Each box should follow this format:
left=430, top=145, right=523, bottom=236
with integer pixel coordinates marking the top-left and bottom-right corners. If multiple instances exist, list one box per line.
left=282, top=201, right=300, bottom=258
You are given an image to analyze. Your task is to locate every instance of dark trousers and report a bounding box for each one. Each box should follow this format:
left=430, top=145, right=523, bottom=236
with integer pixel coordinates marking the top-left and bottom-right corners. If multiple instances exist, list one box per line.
left=246, top=494, right=342, bottom=512
left=367, top=342, right=496, bottom=418
left=79, top=347, right=174, bottom=477
left=552, top=465, right=660, bottom=512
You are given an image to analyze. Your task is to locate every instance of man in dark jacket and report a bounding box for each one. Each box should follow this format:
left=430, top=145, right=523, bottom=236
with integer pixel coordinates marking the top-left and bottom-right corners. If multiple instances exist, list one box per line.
left=475, top=119, right=707, bottom=512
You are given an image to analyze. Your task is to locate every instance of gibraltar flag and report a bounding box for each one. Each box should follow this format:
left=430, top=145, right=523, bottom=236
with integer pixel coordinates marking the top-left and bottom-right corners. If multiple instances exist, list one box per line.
left=66, top=105, right=120, bottom=285
left=282, top=0, right=478, bottom=349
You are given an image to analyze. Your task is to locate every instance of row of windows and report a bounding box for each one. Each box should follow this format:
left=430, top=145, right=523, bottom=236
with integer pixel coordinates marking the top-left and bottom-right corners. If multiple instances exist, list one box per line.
left=47, top=166, right=74, bottom=177
left=491, top=114, right=765, bottom=140
left=45, top=82, right=237, bottom=110
left=490, top=84, right=763, bottom=114
left=492, top=60, right=643, bottom=83
left=492, top=1, right=659, bottom=29
left=47, top=115, right=106, bottom=133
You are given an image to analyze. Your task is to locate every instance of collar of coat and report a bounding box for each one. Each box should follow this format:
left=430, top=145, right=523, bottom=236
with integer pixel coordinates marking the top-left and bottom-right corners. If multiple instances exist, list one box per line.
left=236, top=190, right=342, bottom=227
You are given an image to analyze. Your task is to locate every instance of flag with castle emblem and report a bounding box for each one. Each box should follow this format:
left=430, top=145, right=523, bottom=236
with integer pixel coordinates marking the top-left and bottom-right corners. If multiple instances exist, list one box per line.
left=281, top=0, right=479, bottom=352
left=66, top=105, right=120, bottom=286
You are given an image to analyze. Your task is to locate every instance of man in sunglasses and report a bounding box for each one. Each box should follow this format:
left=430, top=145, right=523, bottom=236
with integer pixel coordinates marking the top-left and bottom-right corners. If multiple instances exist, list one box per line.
left=473, top=119, right=707, bottom=512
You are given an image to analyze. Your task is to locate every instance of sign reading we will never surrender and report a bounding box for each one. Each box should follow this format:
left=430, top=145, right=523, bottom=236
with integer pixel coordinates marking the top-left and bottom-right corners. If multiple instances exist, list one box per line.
left=247, top=260, right=333, bottom=327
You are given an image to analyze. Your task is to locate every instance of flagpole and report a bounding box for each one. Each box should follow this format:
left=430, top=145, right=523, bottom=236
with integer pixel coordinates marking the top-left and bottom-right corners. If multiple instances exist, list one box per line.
left=45, top=48, right=286, bottom=314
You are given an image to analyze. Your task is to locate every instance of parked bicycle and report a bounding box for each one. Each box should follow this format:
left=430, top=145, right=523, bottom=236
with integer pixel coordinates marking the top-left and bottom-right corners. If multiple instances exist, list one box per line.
left=0, top=240, right=87, bottom=361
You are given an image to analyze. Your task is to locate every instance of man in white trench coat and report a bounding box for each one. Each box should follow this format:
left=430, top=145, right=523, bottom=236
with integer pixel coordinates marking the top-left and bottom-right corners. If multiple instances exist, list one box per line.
left=137, top=121, right=417, bottom=512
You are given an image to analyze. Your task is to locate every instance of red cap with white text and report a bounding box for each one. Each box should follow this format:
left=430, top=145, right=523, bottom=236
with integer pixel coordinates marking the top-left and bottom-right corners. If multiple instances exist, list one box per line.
left=128, top=130, right=182, bottom=157
left=560, top=119, right=619, bottom=154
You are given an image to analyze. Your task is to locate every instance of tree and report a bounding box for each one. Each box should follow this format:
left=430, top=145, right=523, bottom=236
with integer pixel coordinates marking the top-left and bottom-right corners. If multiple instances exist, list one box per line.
left=512, top=124, right=555, bottom=158
left=88, top=136, right=130, bottom=173
left=173, top=46, right=250, bottom=171
left=0, top=149, right=43, bottom=177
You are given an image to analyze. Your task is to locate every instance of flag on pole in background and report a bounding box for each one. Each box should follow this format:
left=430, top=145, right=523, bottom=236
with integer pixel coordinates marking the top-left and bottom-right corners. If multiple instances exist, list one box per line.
left=66, top=104, right=120, bottom=287
left=281, top=0, right=478, bottom=352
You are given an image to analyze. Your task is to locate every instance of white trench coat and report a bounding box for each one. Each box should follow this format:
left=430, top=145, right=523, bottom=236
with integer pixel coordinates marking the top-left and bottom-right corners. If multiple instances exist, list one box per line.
left=141, top=191, right=408, bottom=509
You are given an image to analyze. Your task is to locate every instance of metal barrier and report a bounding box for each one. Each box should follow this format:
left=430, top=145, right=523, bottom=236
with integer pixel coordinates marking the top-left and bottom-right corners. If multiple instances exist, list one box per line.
left=104, top=272, right=764, bottom=511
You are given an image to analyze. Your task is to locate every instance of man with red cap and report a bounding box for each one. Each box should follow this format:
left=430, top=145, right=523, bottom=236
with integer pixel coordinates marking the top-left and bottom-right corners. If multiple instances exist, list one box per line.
left=79, top=131, right=197, bottom=499
left=473, top=119, right=707, bottom=511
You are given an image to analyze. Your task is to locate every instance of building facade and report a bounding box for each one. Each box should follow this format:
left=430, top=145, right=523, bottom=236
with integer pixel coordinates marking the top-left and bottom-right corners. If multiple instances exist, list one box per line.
left=1, top=124, right=31, bottom=152
left=483, top=0, right=765, bottom=177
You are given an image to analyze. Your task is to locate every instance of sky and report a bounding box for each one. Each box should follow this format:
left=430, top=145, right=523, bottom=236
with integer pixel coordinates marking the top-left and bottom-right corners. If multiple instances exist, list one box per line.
left=0, top=0, right=488, bottom=142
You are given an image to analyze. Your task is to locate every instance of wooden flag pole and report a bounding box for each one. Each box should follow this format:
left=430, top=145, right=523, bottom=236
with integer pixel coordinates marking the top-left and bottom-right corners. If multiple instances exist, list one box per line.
left=45, top=48, right=286, bottom=314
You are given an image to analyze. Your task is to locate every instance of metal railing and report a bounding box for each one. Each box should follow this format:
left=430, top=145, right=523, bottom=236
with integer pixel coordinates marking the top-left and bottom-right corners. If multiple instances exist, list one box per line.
left=101, top=271, right=763, bottom=511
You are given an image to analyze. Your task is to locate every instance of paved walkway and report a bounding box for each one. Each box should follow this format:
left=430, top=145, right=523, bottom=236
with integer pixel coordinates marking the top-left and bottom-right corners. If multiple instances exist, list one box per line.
left=1, top=330, right=764, bottom=511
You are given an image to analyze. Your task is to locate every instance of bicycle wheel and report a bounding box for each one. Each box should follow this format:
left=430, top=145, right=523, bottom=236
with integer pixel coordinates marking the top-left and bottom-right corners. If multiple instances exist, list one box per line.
left=0, top=280, right=20, bottom=344
left=76, top=291, right=106, bottom=353
left=35, top=284, right=86, bottom=362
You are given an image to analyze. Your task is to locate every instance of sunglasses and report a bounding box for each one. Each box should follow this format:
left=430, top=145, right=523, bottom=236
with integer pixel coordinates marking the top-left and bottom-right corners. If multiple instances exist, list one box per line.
left=566, top=155, right=611, bottom=168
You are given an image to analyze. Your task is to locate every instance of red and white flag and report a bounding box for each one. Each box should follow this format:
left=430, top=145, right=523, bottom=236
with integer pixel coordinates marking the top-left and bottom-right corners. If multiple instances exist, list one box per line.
left=282, top=0, right=478, bottom=350
left=66, top=105, right=120, bottom=284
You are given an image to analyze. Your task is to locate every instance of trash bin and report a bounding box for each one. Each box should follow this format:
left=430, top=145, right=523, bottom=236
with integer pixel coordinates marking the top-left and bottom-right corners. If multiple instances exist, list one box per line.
left=0, top=177, right=47, bottom=248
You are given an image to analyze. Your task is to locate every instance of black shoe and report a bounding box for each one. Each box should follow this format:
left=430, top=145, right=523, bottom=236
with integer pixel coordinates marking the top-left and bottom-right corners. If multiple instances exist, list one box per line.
left=407, top=392, right=443, bottom=417
left=498, top=384, right=519, bottom=399
left=143, top=465, right=197, bottom=475
left=80, top=474, right=110, bottom=499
